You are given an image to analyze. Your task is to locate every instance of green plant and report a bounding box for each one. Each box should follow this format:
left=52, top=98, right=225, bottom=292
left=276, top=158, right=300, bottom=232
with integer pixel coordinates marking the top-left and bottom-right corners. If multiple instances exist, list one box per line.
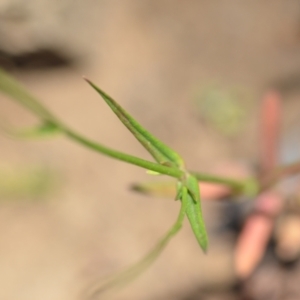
left=0, top=68, right=258, bottom=296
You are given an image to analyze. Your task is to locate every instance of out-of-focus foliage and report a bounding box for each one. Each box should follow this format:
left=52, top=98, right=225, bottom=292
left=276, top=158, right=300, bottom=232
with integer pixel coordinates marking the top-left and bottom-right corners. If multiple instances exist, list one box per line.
left=0, top=167, right=57, bottom=200
left=195, top=84, right=252, bottom=136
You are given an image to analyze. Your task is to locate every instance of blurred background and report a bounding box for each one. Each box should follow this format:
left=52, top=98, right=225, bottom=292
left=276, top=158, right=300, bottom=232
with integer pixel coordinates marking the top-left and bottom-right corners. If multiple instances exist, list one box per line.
left=1, top=1, right=300, bottom=299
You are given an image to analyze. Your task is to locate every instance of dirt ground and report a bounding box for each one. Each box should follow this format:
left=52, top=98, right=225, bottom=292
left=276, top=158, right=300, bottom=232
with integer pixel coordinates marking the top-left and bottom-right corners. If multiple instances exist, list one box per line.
left=1, top=1, right=300, bottom=300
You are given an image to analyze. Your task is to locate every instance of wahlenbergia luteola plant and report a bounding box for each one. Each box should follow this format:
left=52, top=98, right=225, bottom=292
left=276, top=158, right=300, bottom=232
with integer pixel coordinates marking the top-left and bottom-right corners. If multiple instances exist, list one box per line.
left=0, top=68, right=254, bottom=296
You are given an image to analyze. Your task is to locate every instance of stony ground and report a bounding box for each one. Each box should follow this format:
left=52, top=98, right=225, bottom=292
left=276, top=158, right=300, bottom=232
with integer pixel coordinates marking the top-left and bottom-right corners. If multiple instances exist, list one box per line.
left=1, top=1, right=300, bottom=299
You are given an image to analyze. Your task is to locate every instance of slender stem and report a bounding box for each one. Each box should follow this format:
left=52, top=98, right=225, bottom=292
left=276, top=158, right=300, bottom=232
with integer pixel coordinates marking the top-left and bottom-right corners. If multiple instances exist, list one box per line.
left=63, top=128, right=184, bottom=178
left=0, top=69, right=59, bottom=123
left=87, top=199, right=187, bottom=297
left=190, top=171, right=245, bottom=190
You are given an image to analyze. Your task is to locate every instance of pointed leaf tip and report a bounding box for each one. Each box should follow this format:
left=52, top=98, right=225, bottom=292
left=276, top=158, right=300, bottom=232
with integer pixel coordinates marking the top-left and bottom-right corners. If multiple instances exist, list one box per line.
left=86, top=79, right=184, bottom=168
left=83, top=76, right=91, bottom=83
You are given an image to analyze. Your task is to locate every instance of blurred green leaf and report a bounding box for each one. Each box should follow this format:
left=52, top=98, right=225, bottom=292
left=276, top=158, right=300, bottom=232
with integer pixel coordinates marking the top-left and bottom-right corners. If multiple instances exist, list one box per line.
left=0, top=167, right=57, bottom=200
left=0, top=68, right=57, bottom=122
left=195, top=84, right=250, bottom=136
left=131, top=180, right=177, bottom=198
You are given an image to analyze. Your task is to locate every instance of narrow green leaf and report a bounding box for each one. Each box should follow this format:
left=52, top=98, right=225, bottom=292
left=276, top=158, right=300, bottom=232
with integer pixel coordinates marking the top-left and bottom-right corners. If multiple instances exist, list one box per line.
left=185, top=174, right=200, bottom=203
left=183, top=175, right=208, bottom=252
left=84, top=78, right=184, bottom=168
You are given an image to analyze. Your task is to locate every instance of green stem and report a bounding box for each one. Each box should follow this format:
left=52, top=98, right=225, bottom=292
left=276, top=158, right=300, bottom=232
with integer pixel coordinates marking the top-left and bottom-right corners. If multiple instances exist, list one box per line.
left=63, top=128, right=184, bottom=178
left=190, top=171, right=245, bottom=190
left=0, top=69, right=59, bottom=123
left=87, top=198, right=187, bottom=297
